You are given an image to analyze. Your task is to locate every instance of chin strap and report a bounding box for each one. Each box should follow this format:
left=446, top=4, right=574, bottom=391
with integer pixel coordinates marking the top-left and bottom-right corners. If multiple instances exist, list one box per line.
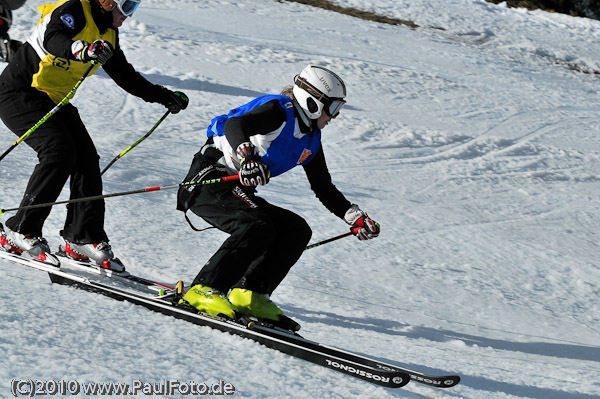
left=292, top=98, right=314, bottom=130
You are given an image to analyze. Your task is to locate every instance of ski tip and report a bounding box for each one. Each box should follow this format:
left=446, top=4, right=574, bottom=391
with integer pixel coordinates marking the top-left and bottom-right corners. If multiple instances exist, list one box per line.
left=394, top=373, right=411, bottom=388
left=412, top=373, right=461, bottom=388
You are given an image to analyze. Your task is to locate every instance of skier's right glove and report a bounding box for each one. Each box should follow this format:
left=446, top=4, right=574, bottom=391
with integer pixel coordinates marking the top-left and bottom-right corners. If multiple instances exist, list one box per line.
left=237, top=142, right=269, bottom=187
left=155, top=87, right=189, bottom=114
left=164, top=91, right=189, bottom=114
left=344, top=204, right=380, bottom=241
left=72, top=39, right=113, bottom=64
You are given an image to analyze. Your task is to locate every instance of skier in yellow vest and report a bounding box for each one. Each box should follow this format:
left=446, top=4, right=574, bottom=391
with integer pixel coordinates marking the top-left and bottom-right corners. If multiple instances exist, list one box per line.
left=0, top=0, right=188, bottom=269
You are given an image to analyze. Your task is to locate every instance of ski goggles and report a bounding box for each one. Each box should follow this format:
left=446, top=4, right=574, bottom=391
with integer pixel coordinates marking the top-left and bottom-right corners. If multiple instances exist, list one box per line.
left=295, top=76, right=346, bottom=118
left=116, top=0, right=141, bottom=16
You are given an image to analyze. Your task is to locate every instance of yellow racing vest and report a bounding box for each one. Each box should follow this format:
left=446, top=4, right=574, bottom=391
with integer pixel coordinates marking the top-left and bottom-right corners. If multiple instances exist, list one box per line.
left=29, top=0, right=117, bottom=104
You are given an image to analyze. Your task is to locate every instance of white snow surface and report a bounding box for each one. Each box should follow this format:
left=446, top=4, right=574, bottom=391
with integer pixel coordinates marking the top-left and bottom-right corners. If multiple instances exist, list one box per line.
left=1, top=0, right=599, bottom=398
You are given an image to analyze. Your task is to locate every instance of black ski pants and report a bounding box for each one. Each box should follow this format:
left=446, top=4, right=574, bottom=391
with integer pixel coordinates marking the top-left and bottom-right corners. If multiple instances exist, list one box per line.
left=0, top=86, right=108, bottom=243
left=189, top=173, right=312, bottom=296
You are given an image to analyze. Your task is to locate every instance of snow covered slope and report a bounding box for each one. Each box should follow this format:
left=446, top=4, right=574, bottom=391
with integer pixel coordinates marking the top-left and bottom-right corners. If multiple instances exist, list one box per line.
left=1, top=0, right=598, bottom=398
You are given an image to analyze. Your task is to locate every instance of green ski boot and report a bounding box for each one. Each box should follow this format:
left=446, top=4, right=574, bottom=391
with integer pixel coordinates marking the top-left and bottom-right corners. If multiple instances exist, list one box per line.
left=183, top=285, right=237, bottom=319
left=228, top=288, right=284, bottom=321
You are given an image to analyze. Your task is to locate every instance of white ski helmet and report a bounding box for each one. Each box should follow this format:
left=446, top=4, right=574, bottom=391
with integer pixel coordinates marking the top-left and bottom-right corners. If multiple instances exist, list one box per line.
left=293, top=65, right=346, bottom=119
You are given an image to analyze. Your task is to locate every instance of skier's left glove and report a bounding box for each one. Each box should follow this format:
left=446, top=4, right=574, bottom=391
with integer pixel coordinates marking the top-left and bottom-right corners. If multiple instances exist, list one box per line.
left=163, top=90, right=189, bottom=114
left=344, top=204, right=380, bottom=241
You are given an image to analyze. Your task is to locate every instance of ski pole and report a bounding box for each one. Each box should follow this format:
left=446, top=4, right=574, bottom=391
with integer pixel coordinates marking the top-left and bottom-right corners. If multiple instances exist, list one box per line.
left=101, top=110, right=171, bottom=176
left=0, top=175, right=239, bottom=217
left=0, top=61, right=98, bottom=163
left=305, top=232, right=353, bottom=250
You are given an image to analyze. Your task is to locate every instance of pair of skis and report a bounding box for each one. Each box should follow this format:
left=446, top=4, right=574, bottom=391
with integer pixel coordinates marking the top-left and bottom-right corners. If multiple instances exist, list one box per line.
left=0, top=250, right=460, bottom=389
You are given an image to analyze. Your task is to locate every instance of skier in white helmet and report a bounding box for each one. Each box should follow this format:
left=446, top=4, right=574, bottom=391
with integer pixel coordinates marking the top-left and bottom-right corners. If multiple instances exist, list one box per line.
left=177, top=65, right=381, bottom=329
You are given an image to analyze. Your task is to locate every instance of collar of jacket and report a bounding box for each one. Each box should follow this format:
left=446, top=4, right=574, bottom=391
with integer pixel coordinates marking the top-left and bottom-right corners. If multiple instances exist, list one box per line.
left=292, top=98, right=315, bottom=134
left=91, top=0, right=116, bottom=35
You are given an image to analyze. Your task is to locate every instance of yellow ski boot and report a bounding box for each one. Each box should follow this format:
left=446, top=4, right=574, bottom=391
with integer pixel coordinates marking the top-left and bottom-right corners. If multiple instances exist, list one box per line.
left=228, top=288, right=284, bottom=321
left=183, top=285, right=237, bottom=319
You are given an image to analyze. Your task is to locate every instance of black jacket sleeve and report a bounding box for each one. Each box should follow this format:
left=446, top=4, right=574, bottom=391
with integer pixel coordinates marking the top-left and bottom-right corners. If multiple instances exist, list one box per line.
left=102, top=50, right=170, bottom=105
left=223, top=100, right=287, bottom=151
left=303, top=146, right=352, bottom=219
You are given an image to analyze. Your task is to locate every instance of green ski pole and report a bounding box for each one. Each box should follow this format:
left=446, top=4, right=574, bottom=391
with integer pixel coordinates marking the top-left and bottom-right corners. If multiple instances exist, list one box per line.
left=101, top=110, right=171, bottom=176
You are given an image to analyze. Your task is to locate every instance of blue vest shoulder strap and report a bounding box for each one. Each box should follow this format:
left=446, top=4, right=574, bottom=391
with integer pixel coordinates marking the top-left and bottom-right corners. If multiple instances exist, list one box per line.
left=207, top=95, right=294, bottom=137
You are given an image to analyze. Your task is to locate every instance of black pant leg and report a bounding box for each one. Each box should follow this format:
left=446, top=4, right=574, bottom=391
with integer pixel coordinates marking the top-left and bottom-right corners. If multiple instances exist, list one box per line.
left=59, top=106, right=107, bottom=244
left=0, top=89, right=106, bottom=242
left=237, top=201, right=312, bottom=295
left=189, top=181, right=276, bottom=291
left=0, top=90, right=73, bottom=236
left=189, top=175, right=311, bottom=295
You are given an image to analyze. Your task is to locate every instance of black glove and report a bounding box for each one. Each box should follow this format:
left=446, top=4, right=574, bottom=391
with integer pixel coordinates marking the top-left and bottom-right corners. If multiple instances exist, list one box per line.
left=344, top=204, right=380, bottom=241
left=73, top=40, right=113, bottom=64
left=236, top=143, right=269, bottom=186
left=163, top=90, right=189, bottom=114
left=239, top=156, right=270, bottom=186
